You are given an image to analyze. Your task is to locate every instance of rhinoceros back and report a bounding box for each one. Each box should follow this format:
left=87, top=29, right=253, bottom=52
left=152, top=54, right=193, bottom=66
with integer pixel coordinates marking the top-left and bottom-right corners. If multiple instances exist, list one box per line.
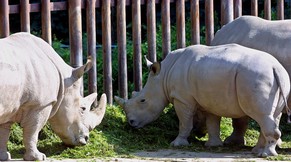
left=0, top=33, right=64, bottom=123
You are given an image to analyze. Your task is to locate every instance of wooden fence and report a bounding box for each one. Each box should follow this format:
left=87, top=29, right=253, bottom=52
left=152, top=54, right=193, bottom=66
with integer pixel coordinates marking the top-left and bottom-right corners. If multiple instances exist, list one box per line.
left=0, top=0, right=289, bottom=104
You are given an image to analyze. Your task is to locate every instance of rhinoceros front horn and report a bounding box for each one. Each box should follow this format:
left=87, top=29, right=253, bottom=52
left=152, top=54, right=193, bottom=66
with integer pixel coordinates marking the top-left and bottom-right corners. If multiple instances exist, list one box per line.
left=114, top=96, right=126, bottom=108
left=88, top=93, right=107, bottom=130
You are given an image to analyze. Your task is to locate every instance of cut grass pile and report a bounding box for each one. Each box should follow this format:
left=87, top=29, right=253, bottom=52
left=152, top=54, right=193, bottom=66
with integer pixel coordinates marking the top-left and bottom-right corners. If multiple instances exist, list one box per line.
left=7, top=104, right=291, bottom=161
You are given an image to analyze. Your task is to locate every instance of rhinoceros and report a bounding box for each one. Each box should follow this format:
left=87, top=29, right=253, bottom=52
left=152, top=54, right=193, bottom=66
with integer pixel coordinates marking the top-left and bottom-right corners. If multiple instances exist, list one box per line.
left=115, top=44, right=290, bottom=157
left=201, top=15, right=291, bottom=147
left=0, top=33, right=107, bottom=161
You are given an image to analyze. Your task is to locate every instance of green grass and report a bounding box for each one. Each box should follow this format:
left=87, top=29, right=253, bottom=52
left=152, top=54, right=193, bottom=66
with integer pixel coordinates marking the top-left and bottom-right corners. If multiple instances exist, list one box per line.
left=7, top=105, right=291, bottom=161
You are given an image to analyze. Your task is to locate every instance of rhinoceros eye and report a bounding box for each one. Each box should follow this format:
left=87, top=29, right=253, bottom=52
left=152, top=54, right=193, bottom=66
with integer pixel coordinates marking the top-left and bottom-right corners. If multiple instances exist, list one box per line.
left=140, top=99, right=146, bottom=103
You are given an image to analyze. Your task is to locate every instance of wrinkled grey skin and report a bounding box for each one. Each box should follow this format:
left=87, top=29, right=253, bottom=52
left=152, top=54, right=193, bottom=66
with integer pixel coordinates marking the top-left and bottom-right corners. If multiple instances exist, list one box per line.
left=0, top=33, right=107, bottom=161
left=199, top=15, right=291, bottom=147
left=115, top=44, right=290, bottom=157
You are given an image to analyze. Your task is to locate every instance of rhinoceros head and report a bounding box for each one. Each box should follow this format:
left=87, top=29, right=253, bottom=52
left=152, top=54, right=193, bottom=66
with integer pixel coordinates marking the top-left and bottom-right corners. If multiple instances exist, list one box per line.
left=115, top=59, right=168, bottom=128
left=49, top=58, right=107, bottom=146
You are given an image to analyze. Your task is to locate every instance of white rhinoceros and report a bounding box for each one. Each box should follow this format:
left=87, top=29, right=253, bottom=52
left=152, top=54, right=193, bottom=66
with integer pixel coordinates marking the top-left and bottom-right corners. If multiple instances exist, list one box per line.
left=0, top=33, right=107, bottom=161
left=204, top=15, right=291, bottom=147
left=115, top=44, right=290, bottom=157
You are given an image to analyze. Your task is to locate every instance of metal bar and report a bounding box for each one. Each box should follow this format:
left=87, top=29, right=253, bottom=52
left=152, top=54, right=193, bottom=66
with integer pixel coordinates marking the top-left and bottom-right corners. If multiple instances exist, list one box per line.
left=264, top=0, right=271, bottom=20
left=221, top=0, right=233, bottom=25
left=117, top=0, right=128, bottom=99
left=191, top=0, right=199, bottom=45
left=161, top=0, right=171, bottom=58
left=41, top=0, right=52, bottom=45
left=0, top=0, right=9, bottom=38
left=176, top=0, right=185, bottom=48
left=234, top=0, right=242, bottom=18
left=147, top=0, right=156, bottom=62
left=251, top=0, right=258, bottom=16
left=205, top=0, right=214, bottom=45
left=86, top=0, right=98, bottom=106
left=277, top=0, right=284, bottom=20
left=20, top=0, right=30, bottom=32
left=102, top=0, right=113, bottom=104
left=132, top=0, right=142, bottom=91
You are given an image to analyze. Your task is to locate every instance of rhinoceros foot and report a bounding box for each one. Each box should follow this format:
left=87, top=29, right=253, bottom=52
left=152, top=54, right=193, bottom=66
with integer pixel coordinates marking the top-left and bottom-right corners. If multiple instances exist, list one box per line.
left=0, top=151, right=11, bottom=161
left=252, top=145, right=277, bottom=157
left=223, top=134, right=245, bottom=146
left=170, top=137, right=189, bottom=146
left=205, top=137, right=223, bottom=147
left=24, top=150, right=46, bottom=161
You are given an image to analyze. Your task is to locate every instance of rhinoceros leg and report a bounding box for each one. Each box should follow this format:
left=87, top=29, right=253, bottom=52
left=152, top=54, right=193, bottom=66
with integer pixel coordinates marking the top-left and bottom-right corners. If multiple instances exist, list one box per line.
left=252, top=113, right=282, bottom=157
left=205, top=113, right=223, bottom=147
left=224, top=117, right=248, bottom=146
left=21, top=105, right=52, bottom=161
left=0, top=122, right=12, bottom=161
left=170, top=100, right=194, bottom=146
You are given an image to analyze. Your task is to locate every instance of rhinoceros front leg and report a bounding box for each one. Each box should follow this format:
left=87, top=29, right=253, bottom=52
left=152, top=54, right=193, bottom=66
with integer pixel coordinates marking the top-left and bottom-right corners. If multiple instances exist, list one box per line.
left=205, top=113, right=223, bottom=147
left=0, top=122, right=12, bottom=161
left=170, top=100, right=194, bottom=146
left=224, top=116, right=248, bottom=146
left=21, top=106, right=52, bottom=161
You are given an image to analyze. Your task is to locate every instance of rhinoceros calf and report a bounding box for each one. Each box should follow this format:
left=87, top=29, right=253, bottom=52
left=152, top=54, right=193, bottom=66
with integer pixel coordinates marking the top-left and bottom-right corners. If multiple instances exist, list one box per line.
left=115, top=44, right=290, bottom=157
left=0, top=33, right=107, bottom=161
left=205, top=15, right=291, bottom=147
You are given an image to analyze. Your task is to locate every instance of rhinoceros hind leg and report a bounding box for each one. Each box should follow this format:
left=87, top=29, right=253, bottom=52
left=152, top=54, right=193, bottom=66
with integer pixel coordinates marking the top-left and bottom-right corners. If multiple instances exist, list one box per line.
left=224, top=117, right=248, bottom=146
left=0, top=122, right=12, bottom=161
left=205, top=113, right=223, bottom=147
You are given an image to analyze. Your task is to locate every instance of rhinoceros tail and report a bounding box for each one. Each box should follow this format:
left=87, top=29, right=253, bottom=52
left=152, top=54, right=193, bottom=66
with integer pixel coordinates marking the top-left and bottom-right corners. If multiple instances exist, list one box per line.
left=273, top=68, right=291, bottom=123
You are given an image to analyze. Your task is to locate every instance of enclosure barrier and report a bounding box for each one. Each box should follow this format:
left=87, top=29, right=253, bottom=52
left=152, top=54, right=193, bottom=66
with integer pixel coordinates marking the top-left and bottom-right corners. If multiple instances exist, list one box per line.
left=0, top=0, right=289, bottom=104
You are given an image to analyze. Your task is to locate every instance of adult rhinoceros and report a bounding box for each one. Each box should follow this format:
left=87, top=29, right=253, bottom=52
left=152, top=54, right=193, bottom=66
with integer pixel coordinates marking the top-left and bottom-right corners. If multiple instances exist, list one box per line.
left=205, top=15, right=291, bottom=147
left=0, top=33, right=107, bottom=161
left=115, top=44, right=290, bottom=157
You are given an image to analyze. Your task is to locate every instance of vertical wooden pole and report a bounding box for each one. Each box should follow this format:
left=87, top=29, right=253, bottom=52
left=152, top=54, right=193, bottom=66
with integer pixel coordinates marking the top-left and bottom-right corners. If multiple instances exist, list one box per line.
left=87, top=0, right=98, bottom=105
left=147, top=0, right=156, bottom=62
left=264, top=0, right=271, bottom=20
left=161, top=0, right=171, bottom=58
left=68, top=0, right=83, bottom=95
left=117, top=0, right=128, bottom=99
left=251, top=0, right=258, bottom=16
left=205, top=0, right=214, bottom=45
left=41, top=0, right=52, bottom=45
left=234, top=0, right=242, bottom=19
left=132, top=0, right=142, bottom=91
left=102, top=0, right=112, bottom=104
left=176, top=0, right=185, bottom=48
left=277, top=0, right=284, bottom=20
left=191, top=0, right=199, bottom=45
left=221, top=0, right=233, bottom=25
left=0, top=0, right=9, bottom=38
left=20, top=0, right=30, bottom=32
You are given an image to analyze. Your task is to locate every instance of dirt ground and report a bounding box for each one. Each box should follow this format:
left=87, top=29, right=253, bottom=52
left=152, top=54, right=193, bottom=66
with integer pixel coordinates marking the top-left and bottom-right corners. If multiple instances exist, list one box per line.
left=49, top=149, right=290, bottom=162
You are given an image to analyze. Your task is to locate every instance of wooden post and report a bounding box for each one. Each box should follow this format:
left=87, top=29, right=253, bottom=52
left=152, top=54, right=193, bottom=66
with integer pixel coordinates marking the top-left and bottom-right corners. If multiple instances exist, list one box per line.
left=277, top=0, right=284, bottom=20
left=161, top=0, right=171, bottom=58
left=41, top=0, right=52, bottom=45
left=86, top=0, right=98, bottom=105
left=221, top=0, right=233, bottom=25
left=102, top=0, right=112, bottom=104
left=264, top=0, right=271, bottom=20
left=0, top=0, right=9, bottom=38
left=234, top=0, right=242, bottom=18
left=147, top=0, right=156, bottom=62
left=251, top=0, right=258, bottom=16
left=117, top=0, right=128, bottom=99
left=176, top=0, right=185, bottom=48
left=132, top=0, right=142, bottom=91
left=20, top=0, right=30, bottom=32
left=191, top=0, right=200, bottom=45
left=205, top=0, right=214, bottom=45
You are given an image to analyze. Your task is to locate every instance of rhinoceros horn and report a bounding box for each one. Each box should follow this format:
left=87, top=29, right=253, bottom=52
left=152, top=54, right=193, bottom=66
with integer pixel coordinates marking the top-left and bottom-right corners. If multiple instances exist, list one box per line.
left=88, top=93, right=107, bottom=130
left=114, top=96, right=126, bottom=108
left=144, top=55, right=153, bottom=68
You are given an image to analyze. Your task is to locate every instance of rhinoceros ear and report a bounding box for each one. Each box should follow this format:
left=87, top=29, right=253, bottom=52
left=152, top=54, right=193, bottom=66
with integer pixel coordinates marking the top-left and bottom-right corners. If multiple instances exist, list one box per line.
left=72, top=56, right=93, bottom=79
left=131, top=91, right=139, bottom=98
left=150, top=62, right=161, bottom=75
